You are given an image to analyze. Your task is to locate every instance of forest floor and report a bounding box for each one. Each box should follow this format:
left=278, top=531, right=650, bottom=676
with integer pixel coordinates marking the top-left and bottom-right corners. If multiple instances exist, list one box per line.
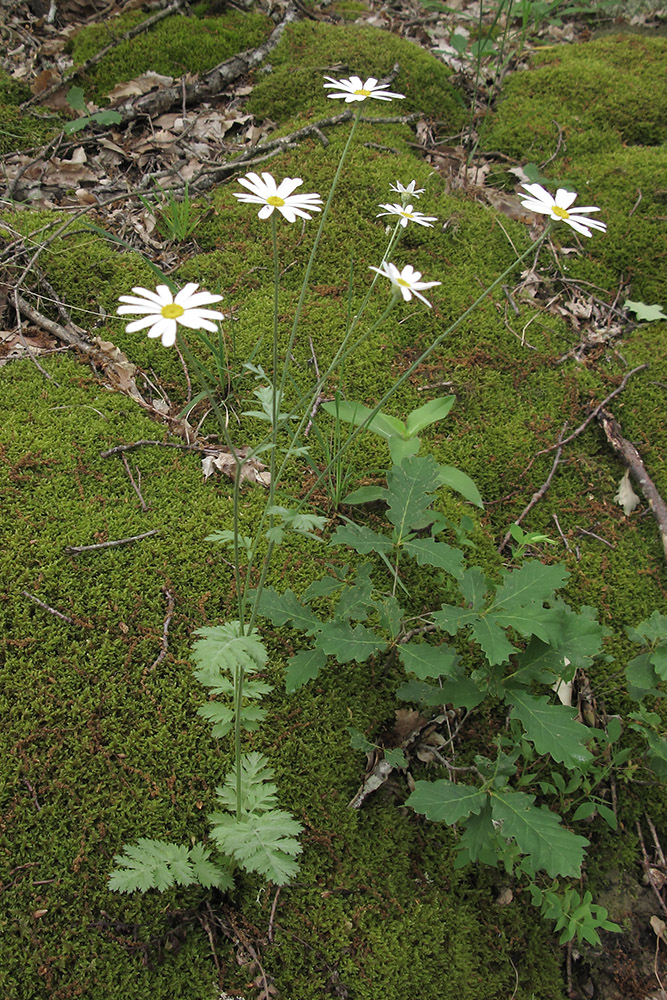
left=1, top=1, right=667, bottom=999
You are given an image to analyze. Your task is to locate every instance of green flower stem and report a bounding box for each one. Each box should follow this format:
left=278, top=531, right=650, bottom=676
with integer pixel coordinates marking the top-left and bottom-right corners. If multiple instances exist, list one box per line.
left=301, top=225, right=553, bottom=504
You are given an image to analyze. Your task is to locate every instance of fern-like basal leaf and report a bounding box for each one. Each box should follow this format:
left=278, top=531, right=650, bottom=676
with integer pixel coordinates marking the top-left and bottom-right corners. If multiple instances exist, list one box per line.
left=213, top=752, right=278, bottom=814
left=385, top=456, right=441, bottom=536
left=406, top=779, right=487, bottom=824
left=209, top=810, right=303, bottom=885
left=491, top=790, right=589, bottom=878
left=253, top=587, right=321, bottom=634
left=189, top=843, right=235, bottom=890
left=317, top=621, right=387, bottom=664
left=330, top=522, right=393, bottom=555
left=507, top=691, right=593, bottom=768
left=402, top=537, right=464, bottom=578
left=286, top=647, right=327, bottom=692
left=109, top=839, right=198, bottom=893
left=198, top=701, right=267, bottom=737
left=492, top=560, right=568, bottom=609
left=192, top=622, right=267, bottom=685
left=398, top=642, right=459, bottom=679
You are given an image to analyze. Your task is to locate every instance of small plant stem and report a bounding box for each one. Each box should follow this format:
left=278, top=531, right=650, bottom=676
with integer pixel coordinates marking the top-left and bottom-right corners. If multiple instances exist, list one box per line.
left=177, top=336, right=245, bottom=624
left=301, top=227, right=553, bottom=503
left=234, top=659, right=244, bottom=820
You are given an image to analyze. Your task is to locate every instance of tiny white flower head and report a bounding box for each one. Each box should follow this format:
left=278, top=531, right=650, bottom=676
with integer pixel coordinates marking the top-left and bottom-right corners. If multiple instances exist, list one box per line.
left=519, top=183, right=607, bottom=237
left=323, top=75, right=406, bottom=103
left=369, top=262, right=441, bottom=308
left=377, top=203, right=437, bottom=229
left=117, top=283, right=224, bottom=347
left=390, top=180, right=425, bottom=200
left=233, top=171, right=322, bottom=223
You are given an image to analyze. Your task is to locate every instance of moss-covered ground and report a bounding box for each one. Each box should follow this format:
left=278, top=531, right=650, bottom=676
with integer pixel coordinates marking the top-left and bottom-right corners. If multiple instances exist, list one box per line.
left=1, top=9, right=666, bottom=1000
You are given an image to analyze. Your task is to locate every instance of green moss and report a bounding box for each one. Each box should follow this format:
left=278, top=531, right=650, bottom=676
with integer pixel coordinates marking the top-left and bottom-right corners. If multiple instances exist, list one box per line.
left=247, top=21, right=466, bottom=125
left=0, top=104, right=62, bottom=155
left=67, top=8, right=273, bottom=101
left=0, top=69, right=31, bottom=105
left=484, top=35, right=667, bottom=160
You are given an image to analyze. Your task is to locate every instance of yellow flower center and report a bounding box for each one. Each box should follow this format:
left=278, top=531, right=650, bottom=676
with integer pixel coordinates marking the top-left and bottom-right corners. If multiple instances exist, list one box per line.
left=161, top=303, right=185, bottom=319
left=266, top=195, right=286, bottom=207
left=397, top=278, right=411, bottom=288
left=401, top=211, right=414, bottom=218
left=552, top=205, right=570, bottom=220
left=354, top=88, right=372, bottom=97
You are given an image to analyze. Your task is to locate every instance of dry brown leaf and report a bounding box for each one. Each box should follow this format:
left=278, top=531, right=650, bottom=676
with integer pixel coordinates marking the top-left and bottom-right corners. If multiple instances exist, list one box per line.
left=107, top=73, right=174, bottom=102
left=202, top=449, right=270, bottom=488
left=650, top=914, right=667, bottom=940
left=30, top=67, right=61, bottom=95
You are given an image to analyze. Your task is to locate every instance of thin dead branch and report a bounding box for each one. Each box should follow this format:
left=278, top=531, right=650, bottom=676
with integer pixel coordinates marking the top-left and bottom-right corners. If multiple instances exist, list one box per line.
left=597, top=406, right=667, bottom=562
left=64, top=529, right=159, bottom=554
left=498, top=422, right=567, bottom=553
left=22, top=590, right=75, bottom=624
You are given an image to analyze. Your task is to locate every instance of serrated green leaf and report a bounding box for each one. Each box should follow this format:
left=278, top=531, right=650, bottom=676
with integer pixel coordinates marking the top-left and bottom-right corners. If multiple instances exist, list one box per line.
left=454, top=802, right=496, bottom=866
left=330, top=522, right=393, bottom=555
left=385, top=457, right=442, bottom=536
left=407, top=779, right=487, bottom=823
left=460, top=567, right=488, bottom=610
left=66, top=85, right=87, bottom=111
left=348, top=726, right=375, bottom=752
left=492, top=560, right=568, bottom=610
left=64, top=117, right=89, bottom=134
left=405, top=396, right=455, bottom=436
left=191, top=621, right=267, bottom=686
left=398, top=642, right=459, bottom=679
left=373, top=594, right=403, bottom=639
left=491, top=791, right=588, bottom=877
left=93, top=109, right=122, bottom=125
left=301, top=575, right=346, bottom=601
left=431, top=604, right=479, bottom=634
left=253, top=587, right=321, bottom=635
left=626, top=651, right=662, bottom=699
left=334, top=564, right=374, bottom=621
left=436, top=464, right=483, bottom=507
left=397, top=674, right=485, bottom=710
left=402, top=537, right=464, bottom=578
left=214, top=752, right=278, bottom=814
left=537, top=603, right=607, bottom=667
left=198, top=701, right=267, bottom=737
left=266, top=506, right=328, bottom=540
left=624, top=299, right=667, bottom=322
left=317, top=621, right=387, bottom=664
left=209, top=809, right=302, bottom=885
left=384, top=747, right=408, bottom=768
left=471, top=616, right=518, bottom=665
left=627, top=610, right=667, bottom=645
left=205, top=529, right=253, bottom=555
left=109, top=839, right=199, bottom=894
left=508, top=691, right=593, bottom=767
left=188, top=843, right=234, bottom=890
left=285, top=647, right=327, bottom=692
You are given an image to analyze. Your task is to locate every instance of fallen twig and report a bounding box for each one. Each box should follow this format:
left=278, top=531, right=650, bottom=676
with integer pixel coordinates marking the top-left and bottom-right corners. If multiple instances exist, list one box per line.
left=597, top=406, right=667, bottom=562
left=64, top=529, right=159, bottom=554
left=22, top=590, right=74, bottom=624
left=498, top=423, right=567, bottom=553
left=121, top=453, right=149, bottom=511
left=100, top=440, right=206, bottom=457
left=145, top=587, right=175, bottom=673
left=637, top=819, right=667, bottom=919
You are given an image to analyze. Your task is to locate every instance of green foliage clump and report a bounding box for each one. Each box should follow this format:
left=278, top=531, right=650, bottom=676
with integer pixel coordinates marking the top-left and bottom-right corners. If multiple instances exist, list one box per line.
left=248, top=21, right=466, bottom=125
left=0, top=105, right=62, bottom=155
left=67, top=7, right=273, bottom=101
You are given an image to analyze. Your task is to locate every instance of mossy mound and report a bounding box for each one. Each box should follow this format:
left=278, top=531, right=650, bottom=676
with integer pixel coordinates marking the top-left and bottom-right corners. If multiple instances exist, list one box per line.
left=248, top=20, right=466, bottom=126
left=67, top=7, right=273, bottom=102
left=483, top=34, right=667, bottom=159
left=0, top=69, right=62, bottom=154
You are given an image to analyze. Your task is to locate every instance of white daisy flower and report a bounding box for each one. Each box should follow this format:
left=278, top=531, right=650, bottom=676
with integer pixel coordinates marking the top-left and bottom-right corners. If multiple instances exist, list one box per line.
left=233, top=172, right=322, bottom=223
left=377, top=202, right=437, bottom=228
left=390, top=180, right=425, bottom=200
left=117, top=283, right=224, bottom=347
left=368, top=262, right=441, bottom=308
left=323, top=75, right=406, bottom=103
left=519, top=183, right=607, bottom=237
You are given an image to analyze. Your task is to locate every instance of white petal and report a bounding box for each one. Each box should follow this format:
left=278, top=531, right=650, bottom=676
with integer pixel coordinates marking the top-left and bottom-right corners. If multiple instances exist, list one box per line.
left=519, top=197, right=552, bottom=215
left=258, top=203, right=274, bottom=219
left=125, top=315, right=162, bottom=332
left=183, top=307, right=224, bottom=322
left=276, top=177, right=303, bottom=199
left=399, top=285, right=412, bottom=302
left=176, top=290, right=223, bottom=308
left=117, top=302, right=163, bottom=314
left=364, top=77, right=379, bottom=89
left=154, top=285, right=174, bottom=303
left=555, top=188, right=578, bottom=210
left=160, top=322, right=178, bottom=347
left=178, top=311, right=219, bottom=330
left=411, top=289, right=433, bottom=307
left=146, top=317, right=175, bottom=342
left=129, top=285, right=168, bottom=306
left=564, top=217, right=592, bottom=237
left=521, top=183, right=553, bottom=206
left=568, top=206, right=602, bottom=215
left=349, top=76, right=364, bottom=90
left=259, top=172, right=278, bottom=196
left=233, top=193, right=266, bottom=205
left=174, top=282, right=200, bottom=306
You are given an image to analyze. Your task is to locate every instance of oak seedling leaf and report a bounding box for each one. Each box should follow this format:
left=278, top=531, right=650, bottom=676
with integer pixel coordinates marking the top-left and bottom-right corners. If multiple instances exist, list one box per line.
left=491, top=790, right=589, bottom=878
left=407, top=779, right=487, bottom=824
left=507, top=690, right=593, bottom=768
